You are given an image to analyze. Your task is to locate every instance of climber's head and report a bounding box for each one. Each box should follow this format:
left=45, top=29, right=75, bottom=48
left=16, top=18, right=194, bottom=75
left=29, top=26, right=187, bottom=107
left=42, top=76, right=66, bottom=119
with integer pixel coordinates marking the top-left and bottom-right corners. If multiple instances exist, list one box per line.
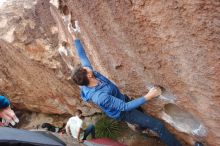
left=71, top=66, right=94, bottom=86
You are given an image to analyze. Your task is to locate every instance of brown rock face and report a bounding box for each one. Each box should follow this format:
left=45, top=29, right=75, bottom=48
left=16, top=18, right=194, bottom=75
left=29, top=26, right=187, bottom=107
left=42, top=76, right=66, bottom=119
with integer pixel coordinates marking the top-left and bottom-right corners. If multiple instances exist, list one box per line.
left=0, top=0, right=98, bottom=115
left=0, top=0, right=219, bottom=145
left=0, top=40, right=78, bottom=114
left=62, top=0, right=219, bottom=145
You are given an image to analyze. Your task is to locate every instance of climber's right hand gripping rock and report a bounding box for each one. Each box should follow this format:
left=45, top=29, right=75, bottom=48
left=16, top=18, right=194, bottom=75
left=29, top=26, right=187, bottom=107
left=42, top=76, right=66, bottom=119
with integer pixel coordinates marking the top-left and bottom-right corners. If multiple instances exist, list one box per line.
left=68, top=21, right=81, bottom=39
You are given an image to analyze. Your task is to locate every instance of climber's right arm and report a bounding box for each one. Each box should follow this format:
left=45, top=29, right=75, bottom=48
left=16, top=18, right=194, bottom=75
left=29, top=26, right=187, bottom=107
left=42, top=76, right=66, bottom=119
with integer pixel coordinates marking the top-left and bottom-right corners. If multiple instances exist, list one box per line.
left=69, top=21, right=93, bottom=70
left=74, top=39, right=93, bottom=70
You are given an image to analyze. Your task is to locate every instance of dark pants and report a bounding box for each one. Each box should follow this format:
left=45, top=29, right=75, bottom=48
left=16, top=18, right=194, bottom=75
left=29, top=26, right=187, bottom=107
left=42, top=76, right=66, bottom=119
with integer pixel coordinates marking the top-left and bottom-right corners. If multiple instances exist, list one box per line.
left=119, top=109, right=181, bottom=146
left=83, top=124, right=96, bottom=140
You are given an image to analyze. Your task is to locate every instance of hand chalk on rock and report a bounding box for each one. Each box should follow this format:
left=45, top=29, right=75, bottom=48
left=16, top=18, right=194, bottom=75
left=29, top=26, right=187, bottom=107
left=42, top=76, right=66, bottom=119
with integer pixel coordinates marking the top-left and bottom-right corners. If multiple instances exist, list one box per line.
left=74, top=21, right=80, bottom=33
left=58, top=46, right=68, bottom=56
left=62, top=15, right=71, bottom=24
left=68, top=21, right=81, bottom=33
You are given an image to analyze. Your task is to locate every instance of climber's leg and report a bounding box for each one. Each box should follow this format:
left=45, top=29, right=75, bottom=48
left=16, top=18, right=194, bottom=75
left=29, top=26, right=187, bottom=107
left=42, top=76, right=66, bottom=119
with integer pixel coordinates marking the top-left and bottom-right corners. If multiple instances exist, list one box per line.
left=120, top=109, right=181, bottom=146
left=83, top=124, right=96, bottom=140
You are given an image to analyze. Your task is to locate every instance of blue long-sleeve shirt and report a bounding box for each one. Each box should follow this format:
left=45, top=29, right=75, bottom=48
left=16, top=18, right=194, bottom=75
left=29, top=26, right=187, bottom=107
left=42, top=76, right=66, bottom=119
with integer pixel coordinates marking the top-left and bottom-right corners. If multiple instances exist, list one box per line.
left=74, top=39, right=147, bottom=119
left=0, top=95, right=10, bottom=109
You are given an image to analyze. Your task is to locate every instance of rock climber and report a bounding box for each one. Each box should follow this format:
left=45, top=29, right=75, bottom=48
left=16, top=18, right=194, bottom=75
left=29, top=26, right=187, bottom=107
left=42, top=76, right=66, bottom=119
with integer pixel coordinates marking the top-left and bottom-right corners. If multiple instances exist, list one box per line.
left=68, top=21, right=181, bottom=146
left=66, top=109, right=95, bottom=143
left=0, top=95, right=19, bottom=127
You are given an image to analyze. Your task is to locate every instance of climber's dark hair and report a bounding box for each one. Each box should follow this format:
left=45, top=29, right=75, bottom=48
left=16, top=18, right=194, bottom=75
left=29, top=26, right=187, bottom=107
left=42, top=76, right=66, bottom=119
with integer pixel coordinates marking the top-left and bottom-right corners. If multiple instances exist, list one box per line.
left=75, top=109, right=82, bottom=116
left=71, top=66, right=89, bottom=86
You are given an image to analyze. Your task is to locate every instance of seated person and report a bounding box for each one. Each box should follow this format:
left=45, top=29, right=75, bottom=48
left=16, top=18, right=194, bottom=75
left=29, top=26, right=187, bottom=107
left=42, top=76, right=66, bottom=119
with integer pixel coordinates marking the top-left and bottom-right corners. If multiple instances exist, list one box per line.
left=66, top=109, right=95, bottom=143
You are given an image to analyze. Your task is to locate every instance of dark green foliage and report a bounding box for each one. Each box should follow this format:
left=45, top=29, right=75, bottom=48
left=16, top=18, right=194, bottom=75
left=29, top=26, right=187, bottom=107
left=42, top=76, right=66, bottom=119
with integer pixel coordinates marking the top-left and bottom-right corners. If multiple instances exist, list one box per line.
left=95, top=115, right=121, bottom=139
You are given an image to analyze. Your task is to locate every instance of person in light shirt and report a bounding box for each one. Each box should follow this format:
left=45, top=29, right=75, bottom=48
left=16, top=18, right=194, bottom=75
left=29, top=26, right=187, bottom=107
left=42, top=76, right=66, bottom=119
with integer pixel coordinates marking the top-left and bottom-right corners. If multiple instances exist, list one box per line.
left=65, top=109, right=95, bottom=143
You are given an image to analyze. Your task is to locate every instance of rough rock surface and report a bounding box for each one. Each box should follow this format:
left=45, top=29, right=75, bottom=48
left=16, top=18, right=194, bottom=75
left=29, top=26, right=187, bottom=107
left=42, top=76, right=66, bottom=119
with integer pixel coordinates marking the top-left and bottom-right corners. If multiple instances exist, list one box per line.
left=0, top=0, right=219, bottom=145
left=62, top=0, right=220, bottom=145
left=0, top=40, right=79, bottom=114
left=0, top=0, right=98, bottom=115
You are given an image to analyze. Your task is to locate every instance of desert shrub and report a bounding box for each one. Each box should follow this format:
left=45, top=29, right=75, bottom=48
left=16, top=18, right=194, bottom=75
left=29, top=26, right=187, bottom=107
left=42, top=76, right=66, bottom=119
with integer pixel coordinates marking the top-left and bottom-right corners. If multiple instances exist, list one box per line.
left=95, top=115, right=121, bottom=139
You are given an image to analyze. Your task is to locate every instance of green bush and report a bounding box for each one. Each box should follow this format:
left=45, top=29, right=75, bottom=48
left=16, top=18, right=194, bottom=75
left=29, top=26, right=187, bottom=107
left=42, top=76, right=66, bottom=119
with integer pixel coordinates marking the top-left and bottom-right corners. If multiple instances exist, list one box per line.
left=95, top=115, right=121, bottom=139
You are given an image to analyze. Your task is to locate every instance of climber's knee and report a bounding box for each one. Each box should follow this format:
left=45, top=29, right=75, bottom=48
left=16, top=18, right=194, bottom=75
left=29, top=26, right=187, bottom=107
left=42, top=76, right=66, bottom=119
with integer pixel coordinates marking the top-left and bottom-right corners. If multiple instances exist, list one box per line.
left=152, top=120, right=165, bottom=133
left=157, top=121, right=164, bottom=129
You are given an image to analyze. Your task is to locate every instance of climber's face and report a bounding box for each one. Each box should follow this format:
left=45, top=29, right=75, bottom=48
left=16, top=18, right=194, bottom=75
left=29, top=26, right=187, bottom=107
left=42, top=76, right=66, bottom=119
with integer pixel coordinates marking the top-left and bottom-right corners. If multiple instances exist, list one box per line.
left=83, top=67, right=94, bottom=80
